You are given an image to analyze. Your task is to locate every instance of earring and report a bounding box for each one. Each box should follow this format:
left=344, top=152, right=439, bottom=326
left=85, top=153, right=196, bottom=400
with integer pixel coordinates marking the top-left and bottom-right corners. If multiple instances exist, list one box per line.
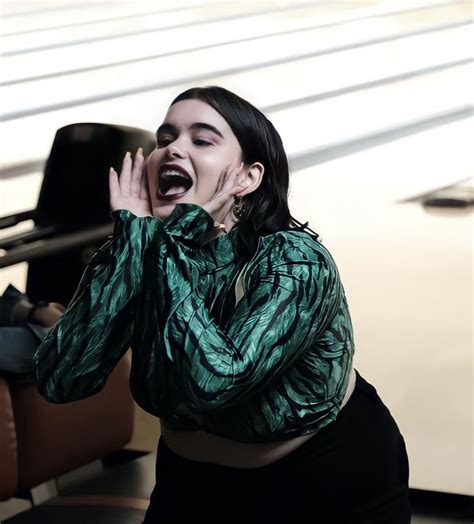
left=233, top=196, right=246, bottom=218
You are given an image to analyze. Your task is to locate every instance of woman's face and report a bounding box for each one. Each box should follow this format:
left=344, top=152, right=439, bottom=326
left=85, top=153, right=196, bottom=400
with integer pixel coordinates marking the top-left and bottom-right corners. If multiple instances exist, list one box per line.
left=146, top=98, right=245, bottom=220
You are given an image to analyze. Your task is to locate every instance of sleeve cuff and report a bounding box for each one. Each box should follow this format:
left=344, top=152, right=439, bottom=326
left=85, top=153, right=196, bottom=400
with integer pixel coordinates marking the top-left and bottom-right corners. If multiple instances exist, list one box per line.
left=110, top=208, right=151, bottom=232
left=161, top=203, right=215, bottom=248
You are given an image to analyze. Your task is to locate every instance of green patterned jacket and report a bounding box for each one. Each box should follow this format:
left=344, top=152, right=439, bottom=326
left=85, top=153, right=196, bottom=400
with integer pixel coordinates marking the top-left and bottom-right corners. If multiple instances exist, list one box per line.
left=33, top=204, right=355, bottom=443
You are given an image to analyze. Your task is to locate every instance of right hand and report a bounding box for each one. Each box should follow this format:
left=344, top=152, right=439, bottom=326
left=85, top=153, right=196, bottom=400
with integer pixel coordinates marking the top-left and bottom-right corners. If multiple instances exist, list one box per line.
left=109, top=148, right=152, bottom=217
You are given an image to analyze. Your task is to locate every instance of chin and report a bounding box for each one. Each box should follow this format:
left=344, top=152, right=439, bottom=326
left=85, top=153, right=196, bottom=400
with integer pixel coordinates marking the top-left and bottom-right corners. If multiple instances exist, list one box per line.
left=152, top=204, right=175, bottom=220
left=152, top=194, right=203, bottom=220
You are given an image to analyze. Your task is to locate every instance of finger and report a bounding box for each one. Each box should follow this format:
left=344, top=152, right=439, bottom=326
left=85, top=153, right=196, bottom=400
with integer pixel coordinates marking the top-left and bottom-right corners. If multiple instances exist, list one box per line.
left=223, top=161, right=244, bottom=193
left=215, top=159, right=242, bottom=196
left=50, top=302, right=66, bottom=313
left=205, top=184, right=244, bottom=215
left=119, top=151, right=132, bottom=195
left=219, top=172, right=246, bottom=201
left=130, top=148, right=144, bottom=197
left=215, top=164, right=230, bottom=195
left=109, top=167, right=120, bottom=203
left=217, top=161, right=238, bottom=198
left=139, top=155, right=149, bottom=201
left=212, top=173, right=222, bottom=198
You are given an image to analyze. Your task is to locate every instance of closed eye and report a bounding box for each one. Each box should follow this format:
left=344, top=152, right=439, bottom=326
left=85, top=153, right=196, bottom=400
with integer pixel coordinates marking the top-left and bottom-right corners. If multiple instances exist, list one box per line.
left=157, top=136, right=174, bottom=148
left=193, top=138, right=212, bottom=146
left=156, top=137, right=212, bottom=148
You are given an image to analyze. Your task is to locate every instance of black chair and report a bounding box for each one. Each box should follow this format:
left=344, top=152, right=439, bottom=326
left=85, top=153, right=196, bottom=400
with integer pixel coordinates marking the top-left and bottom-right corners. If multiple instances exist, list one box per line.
left=0, top=123, right=156, bottom=305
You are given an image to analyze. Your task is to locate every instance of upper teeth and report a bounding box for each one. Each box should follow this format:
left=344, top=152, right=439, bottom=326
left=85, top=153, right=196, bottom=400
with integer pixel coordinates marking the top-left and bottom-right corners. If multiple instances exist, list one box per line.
left=160, top=169, right=190, bottom=180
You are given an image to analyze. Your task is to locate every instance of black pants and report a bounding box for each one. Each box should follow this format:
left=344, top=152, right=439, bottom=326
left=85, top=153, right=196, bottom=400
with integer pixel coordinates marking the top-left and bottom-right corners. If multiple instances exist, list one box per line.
left=144, top=371, right=410, bottom=523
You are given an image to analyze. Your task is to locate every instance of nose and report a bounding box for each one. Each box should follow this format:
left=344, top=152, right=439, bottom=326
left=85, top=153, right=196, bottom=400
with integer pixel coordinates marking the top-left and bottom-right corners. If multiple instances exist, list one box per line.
left=165, top=141, right=185, bottom=159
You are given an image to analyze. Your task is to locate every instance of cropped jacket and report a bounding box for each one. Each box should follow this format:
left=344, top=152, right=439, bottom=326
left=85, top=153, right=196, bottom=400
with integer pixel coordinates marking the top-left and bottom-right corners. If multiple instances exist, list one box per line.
left=34, top=204, right=355, bottom=443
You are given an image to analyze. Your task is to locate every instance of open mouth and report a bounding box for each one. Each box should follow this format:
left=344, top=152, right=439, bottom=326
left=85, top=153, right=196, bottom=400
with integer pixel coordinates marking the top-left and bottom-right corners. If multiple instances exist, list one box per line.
left=157, top=164, right=193, bottom=200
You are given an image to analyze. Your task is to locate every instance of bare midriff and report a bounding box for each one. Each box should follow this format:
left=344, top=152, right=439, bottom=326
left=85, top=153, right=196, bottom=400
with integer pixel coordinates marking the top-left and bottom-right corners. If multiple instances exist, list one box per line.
left=161, top=367, right=356, bottom=469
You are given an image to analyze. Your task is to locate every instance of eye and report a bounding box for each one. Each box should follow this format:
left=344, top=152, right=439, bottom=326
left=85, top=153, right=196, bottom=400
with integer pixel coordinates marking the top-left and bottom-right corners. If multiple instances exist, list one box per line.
left=193, top=138, right=212, bottom=146
left=157, top=136, right=174, bottom=147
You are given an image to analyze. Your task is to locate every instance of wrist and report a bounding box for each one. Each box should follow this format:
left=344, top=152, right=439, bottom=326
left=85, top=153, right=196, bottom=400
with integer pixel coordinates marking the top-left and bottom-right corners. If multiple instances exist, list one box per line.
left=162, top=204, right=215, bottom=247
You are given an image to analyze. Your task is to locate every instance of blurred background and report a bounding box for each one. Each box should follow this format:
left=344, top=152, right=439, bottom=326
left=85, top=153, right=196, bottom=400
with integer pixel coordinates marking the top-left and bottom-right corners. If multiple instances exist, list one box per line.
left=0, top=0, right=472, bottom=522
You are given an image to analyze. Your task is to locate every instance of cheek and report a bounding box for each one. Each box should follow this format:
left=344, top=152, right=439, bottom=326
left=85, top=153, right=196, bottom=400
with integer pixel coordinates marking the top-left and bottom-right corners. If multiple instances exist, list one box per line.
left=195, top=152, right=229, bottom=191
left=146, top=151, right=160, bottom=197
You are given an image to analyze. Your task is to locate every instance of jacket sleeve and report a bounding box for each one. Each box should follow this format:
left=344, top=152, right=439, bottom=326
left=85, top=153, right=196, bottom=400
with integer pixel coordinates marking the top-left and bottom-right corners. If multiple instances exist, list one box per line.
left=33, top=209, right=158, bottom=403
left=152, top=204, right=344, bottom=413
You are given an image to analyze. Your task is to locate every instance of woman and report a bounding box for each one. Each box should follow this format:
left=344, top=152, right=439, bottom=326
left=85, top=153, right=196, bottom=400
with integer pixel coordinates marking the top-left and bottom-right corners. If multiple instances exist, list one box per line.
left=34, top=86, right=410, bottom=523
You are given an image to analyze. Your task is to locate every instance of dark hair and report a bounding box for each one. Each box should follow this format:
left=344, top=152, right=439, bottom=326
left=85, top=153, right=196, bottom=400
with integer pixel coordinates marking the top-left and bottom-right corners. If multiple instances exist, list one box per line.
left=171, top=86, right=319, bottom=256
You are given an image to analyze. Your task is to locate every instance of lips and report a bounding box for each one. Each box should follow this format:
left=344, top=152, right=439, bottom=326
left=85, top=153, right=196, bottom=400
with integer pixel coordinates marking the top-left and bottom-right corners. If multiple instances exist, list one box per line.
left=156, top=164, right=193, bottom=201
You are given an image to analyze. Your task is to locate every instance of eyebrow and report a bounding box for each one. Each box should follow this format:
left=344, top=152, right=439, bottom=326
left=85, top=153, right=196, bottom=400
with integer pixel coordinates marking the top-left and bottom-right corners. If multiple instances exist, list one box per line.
left=156, top=122, right=225, bottom=139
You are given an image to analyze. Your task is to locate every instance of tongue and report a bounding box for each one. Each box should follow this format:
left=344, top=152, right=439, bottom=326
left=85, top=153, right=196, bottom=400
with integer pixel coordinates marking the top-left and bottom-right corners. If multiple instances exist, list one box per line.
left=163, top=185, right=188, bottom=196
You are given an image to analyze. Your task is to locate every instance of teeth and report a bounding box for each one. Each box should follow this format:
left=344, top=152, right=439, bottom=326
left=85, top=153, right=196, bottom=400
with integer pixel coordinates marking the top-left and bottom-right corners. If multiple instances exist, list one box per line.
left=160, top=169, right=190, bottom=181
left=158, top=167, right=192, bottom=196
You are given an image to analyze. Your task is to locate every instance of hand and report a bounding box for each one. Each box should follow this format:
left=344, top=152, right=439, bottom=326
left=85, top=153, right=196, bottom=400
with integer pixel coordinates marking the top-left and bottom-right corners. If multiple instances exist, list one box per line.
left=109, top=149, right=152, bottom=217
left=31, top=304, right=64, bottom=328
left=13, top=301, right=64, bottom=327
left=202, top=160, right=248, bottom=234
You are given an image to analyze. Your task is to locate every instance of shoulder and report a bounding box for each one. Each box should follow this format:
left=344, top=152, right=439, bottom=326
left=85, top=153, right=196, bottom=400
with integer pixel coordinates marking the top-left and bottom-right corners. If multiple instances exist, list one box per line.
left=246, top=229, right=340, bottom=281
left=259, top=229, right=336, bottom=265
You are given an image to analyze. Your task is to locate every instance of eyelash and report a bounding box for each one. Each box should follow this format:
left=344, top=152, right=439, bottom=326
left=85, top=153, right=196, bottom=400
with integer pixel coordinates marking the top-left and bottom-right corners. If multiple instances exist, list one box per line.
left=194, top=139, right=212, bottom=146
left=156, top=138, right=212, bottom=148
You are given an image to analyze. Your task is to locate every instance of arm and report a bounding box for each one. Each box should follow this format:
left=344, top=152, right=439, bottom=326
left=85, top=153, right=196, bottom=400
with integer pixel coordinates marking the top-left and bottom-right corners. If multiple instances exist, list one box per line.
left=33, top=209, right=157, bottom=403
left=153, top=204, right=343, bottom=413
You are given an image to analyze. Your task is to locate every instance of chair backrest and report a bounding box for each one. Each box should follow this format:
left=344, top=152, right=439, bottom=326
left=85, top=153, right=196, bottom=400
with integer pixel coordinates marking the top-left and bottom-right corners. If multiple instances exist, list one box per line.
left=26, top=123, right=156, bottom=304
left=0, top=378, right=18, bottom=500
left=11, top=356, right=134, bottom=490
left=36, top=122, right=156, bottom=227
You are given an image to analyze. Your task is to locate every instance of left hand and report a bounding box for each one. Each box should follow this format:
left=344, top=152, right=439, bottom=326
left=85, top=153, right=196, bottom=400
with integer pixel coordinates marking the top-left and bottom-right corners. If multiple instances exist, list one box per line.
left=202, top=160, right=248, bottom=234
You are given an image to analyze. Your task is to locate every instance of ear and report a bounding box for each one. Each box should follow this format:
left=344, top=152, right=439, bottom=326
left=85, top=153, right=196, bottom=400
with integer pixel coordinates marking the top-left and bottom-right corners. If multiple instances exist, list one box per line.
left=237, top=162, right=265, bottom=197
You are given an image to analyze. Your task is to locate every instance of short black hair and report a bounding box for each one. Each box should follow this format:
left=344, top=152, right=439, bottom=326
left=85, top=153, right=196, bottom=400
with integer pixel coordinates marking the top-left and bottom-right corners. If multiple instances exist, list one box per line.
left=171, top=86, right=319, bottom=256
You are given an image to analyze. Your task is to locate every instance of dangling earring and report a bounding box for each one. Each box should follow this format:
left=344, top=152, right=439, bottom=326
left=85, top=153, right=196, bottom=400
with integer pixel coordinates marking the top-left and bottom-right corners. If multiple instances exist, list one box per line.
left=233, top=196, right=246, bottom=218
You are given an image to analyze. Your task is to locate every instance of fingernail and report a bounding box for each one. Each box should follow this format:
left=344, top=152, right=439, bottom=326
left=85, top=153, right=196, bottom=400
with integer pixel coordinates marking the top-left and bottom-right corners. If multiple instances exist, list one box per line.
left=137, top=147, right=143, bottom=156
left=125, top=151, right=131, bottom=158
